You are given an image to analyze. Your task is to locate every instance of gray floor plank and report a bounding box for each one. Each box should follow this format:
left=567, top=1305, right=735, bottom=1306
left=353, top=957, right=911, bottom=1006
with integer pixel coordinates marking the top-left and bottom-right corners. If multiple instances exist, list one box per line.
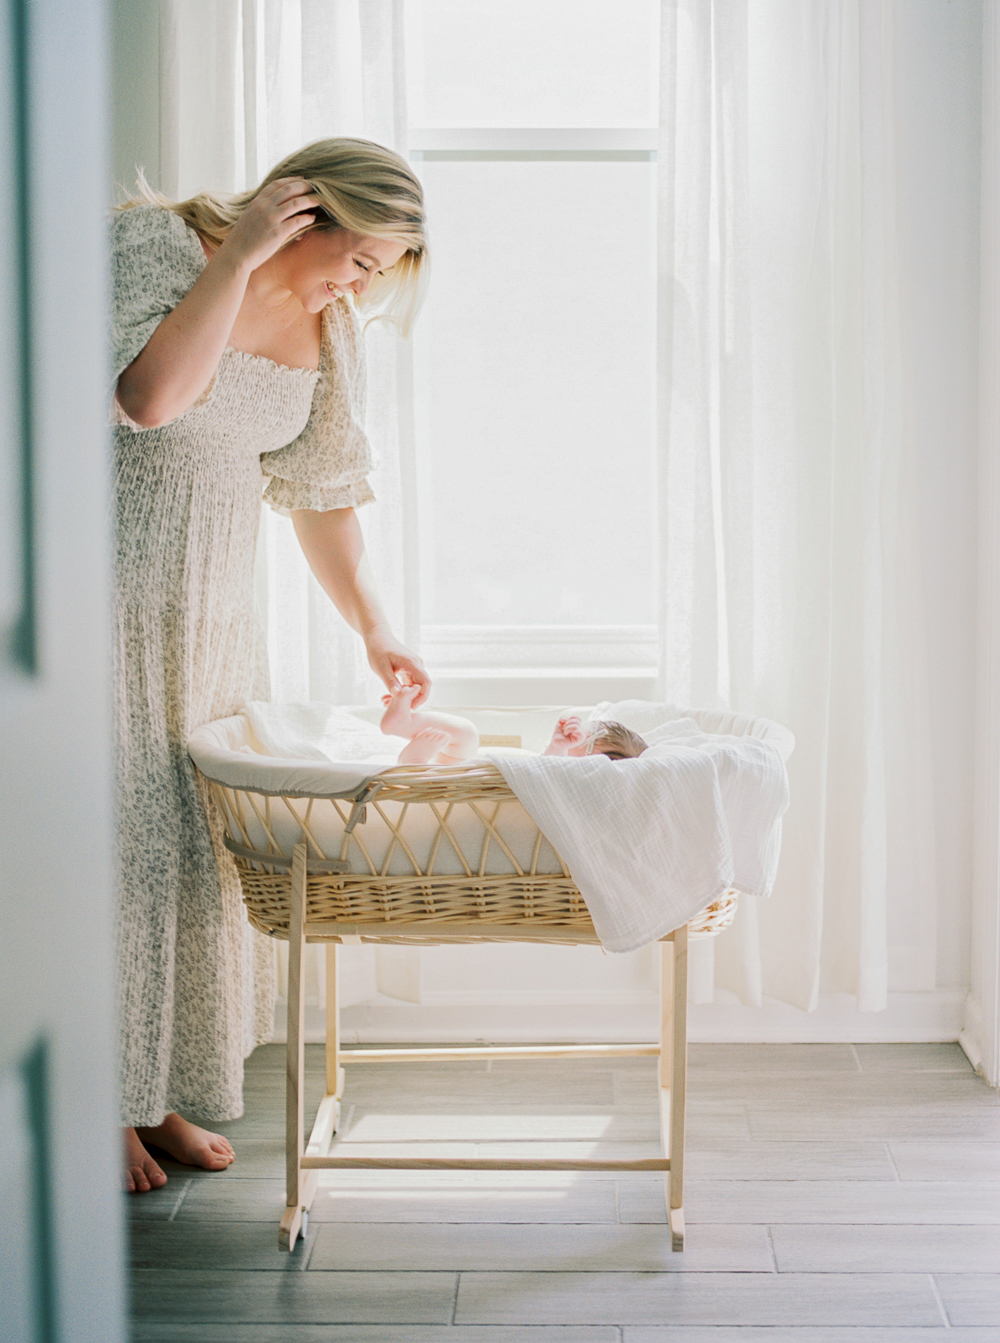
left=341, top=1103, right=748, bottom=1144
left=133, top=1327, right=617, bottom=1342
left=128, top=1220, right=315, bottom=1270
left=342, top=1109, right=660, bottom=1142
left=687, top=1044, right=861, bottom=1073
left=623, top=1329, right=1000, bottom=1342
left=343, top=1070, right=618, bottom=1106
left=125, top=1180, right=191, bottom=1220
left=889, top=1142, right=1000, bottom=1182
left=745, top=1107, right=1000, bottom=1142
left=174, top=1175, right=618, bottom=1224
left=683, top=1141, right=896, bottom=1181
left=854, top=1042, right=974, bottom=1072
left=130, top=1269, right=457, bottom=1324
left=454, top=1271, right=944, bottom=1326
left=619, top=1179, right=1000, bottom=1224
left=934, top=1273, right=1000, bottom=1326
left=308, top=1222, right=772, bottom=1272
left=672, top=1072, right=999, bottom=1106
left=770, top=1223, right=1000, bottom=1273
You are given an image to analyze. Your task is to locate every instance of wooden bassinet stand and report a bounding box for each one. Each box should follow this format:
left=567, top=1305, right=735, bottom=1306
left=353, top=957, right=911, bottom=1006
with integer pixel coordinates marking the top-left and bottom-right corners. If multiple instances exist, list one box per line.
left=189, top=707, right=791, bottom=1253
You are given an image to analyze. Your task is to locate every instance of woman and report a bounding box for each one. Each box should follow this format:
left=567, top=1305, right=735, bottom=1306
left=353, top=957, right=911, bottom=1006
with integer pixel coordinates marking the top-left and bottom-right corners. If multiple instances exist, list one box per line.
left=111, top=138, right=429, bottom=1193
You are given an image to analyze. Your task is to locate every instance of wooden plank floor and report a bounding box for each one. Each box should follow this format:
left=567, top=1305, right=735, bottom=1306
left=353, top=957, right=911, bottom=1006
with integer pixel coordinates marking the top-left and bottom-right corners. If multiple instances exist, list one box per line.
left=127, top=1041, right=1000, bottom=1341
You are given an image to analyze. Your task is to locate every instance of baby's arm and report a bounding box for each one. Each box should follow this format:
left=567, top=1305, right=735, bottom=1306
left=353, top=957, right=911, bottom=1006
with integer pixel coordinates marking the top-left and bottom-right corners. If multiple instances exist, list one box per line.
left=543, top=716, right=588, bottom=757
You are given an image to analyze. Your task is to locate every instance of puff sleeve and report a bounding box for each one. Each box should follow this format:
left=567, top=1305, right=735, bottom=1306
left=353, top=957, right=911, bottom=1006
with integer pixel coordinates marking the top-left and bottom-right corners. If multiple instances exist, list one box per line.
left=109, top=205, right=206, bottom=393
left=260, top=299, right=376, bottom=514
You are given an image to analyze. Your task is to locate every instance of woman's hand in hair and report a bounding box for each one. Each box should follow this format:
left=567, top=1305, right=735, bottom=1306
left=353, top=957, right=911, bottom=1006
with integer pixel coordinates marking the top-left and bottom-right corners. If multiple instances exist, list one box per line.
left=219, top=177, right=325, bottom=275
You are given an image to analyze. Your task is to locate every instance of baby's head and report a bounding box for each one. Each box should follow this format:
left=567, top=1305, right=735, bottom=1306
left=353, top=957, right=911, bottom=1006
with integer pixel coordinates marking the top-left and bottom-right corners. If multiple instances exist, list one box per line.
left=583, top=720, right=648, bottom=761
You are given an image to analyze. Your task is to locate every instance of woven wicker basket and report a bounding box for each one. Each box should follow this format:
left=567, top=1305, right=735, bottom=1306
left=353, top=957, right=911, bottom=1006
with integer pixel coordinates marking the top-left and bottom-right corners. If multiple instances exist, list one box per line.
left=208, top=758, right=740, bottom=944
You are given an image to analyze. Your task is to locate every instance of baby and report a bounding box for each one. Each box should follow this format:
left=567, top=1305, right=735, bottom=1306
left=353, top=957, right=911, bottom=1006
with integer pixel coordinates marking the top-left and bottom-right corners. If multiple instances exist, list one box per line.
left=380, top=685, right=647, bottom=764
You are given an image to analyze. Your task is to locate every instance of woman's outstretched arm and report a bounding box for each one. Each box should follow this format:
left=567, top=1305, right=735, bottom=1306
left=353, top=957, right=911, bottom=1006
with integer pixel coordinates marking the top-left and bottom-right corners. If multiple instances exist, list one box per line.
left=291, top=506, right=430, bottom=705
left=116, top=179, right=321, bottom=427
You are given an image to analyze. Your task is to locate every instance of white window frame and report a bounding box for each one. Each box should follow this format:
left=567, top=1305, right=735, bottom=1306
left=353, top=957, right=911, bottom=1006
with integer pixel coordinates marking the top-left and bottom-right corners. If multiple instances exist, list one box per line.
left=409, top=127, right=659, bottom=698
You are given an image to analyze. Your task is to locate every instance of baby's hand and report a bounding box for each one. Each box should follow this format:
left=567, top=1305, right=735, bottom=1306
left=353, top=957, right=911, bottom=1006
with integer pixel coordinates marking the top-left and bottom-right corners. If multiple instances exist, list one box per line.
left=544, top=716, right=586, bottom=755
left=557, top=716, right=587, bottom=744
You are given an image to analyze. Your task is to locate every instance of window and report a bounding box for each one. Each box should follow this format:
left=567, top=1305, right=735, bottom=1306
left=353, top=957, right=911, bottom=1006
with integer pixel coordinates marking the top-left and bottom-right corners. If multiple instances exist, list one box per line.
left=405, top=0, right=660, bottom=689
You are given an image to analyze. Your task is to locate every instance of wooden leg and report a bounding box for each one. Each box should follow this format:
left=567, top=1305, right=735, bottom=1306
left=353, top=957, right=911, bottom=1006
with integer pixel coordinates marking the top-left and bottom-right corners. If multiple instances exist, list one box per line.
left=659, top=932, right=688, bottom=1250
left=325, top=942, right=345, bottom=1101
left=658, top=937, right=674, bottom=1234
left=669, top=926, right=688, bottom=1250
left=280, top=843, right=308, bottom=1251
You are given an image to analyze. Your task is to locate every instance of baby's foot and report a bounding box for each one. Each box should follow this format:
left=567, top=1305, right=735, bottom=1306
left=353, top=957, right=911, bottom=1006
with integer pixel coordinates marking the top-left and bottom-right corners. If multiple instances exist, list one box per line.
left=136, top=1112, right=235, bottom=1171
left=123, top=1126, right=168, bottom=1194
left=380, top=683, right=420, bottom=737
left=398, top=727, right=450, bottom=765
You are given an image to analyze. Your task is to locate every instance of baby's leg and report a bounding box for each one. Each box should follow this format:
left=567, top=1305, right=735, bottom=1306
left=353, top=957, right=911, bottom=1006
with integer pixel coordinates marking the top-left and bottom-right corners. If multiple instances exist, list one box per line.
left=381, top=685, right=479, bottom=763
left=380, top=683, right=422, bottom=738
left=417, top=712, right=478, bottom=763
left=398, top=727, right=451, bottom=765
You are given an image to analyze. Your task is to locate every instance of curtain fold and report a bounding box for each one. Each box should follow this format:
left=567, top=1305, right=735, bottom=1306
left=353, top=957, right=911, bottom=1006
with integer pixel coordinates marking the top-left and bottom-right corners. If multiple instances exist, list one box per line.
left=159, top=0, right=420, bottom=1012
left=659, top=0, right=937, bottom=1012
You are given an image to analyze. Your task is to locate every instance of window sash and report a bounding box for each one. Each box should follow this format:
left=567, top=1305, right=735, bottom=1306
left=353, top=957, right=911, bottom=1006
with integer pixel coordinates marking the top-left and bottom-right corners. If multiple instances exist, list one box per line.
left=408, top=141, right=657, bottom=678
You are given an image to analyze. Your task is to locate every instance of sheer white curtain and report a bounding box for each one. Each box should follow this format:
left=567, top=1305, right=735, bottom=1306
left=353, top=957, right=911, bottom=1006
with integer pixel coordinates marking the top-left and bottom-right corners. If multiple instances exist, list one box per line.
left=659, top=0, right=937, bottom=1013
left=160, top=0, right=417, bottom=708
left=153, top=0, right=941, bottom=1027
left=159, top=0, right=417, bottom=1012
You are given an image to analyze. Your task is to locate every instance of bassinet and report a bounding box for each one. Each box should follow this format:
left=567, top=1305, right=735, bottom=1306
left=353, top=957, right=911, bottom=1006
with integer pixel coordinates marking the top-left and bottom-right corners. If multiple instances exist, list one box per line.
left=188, top=703, right=794, bottom=1251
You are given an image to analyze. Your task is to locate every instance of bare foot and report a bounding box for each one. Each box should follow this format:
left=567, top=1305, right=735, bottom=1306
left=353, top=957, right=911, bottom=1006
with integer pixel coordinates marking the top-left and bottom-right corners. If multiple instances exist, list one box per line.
left=380, top=683, right=419, bottom=737
left=136, top=1112, right=235, bottom=1172
left=398, top=726, right=450, bottom=765
left=123, top=1126, right=168, bottom=1194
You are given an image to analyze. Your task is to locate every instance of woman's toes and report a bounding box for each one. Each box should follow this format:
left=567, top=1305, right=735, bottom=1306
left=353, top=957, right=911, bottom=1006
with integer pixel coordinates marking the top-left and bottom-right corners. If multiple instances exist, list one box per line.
left=146, top=1160, right=168, bottom=1188
left=124, top=1127, right=167, bottom=1193
left=124, top=1156, right=166, bottom=1194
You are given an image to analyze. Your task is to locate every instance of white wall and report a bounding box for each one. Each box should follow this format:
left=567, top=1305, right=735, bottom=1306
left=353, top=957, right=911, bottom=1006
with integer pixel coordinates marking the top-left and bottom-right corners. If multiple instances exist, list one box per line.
left=894, top=0, right=981, bottom=999
left=969, top=0, right=1000, bottom=1085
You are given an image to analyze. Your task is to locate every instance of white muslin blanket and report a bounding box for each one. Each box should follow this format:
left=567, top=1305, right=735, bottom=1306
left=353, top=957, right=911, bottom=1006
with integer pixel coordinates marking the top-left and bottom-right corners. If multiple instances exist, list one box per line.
left=485, top=702, right=790, bottom=953
left=239, top=698, right=790, bottom=955
left=242, top=700, right=406, bottom=771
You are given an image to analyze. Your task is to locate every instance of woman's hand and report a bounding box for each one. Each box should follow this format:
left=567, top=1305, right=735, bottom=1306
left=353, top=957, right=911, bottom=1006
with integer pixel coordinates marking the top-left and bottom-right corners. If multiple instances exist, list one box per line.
left=116, top=178, right=324, bottom=428
left=218, top=178, right=324, bottom=275
left=365, top=627, right=431, bottom=708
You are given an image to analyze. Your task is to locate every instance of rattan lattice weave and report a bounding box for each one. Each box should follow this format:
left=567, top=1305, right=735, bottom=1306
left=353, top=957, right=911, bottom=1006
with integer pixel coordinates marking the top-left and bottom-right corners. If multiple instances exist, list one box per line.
left=209, top=759, right=739, bottom=944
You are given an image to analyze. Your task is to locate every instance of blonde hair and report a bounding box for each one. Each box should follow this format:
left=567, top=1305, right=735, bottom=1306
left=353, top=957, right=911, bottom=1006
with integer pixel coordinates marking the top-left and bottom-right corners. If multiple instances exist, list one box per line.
left=118, top=138, right=428, bottom=335
left=589, top=721, right=648, bottom=761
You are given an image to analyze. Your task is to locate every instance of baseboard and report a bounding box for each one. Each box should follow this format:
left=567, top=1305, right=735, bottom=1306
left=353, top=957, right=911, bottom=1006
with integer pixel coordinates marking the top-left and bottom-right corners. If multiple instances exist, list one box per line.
left=271, top=988, right=967, bottom=1046
left=959, top=990, right=984, bottom=1073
